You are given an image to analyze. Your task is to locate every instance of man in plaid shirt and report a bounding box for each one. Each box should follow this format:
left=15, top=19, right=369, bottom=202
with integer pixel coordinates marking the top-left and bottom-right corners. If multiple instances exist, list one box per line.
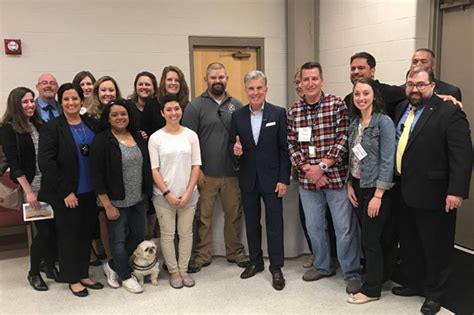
left=287, top=62, right=361, bottom=293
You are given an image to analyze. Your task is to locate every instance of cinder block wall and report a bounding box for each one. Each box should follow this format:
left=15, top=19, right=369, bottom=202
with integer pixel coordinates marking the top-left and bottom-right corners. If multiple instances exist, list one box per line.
left=0, top=0, right=287, bottom=111
left=318, top=0, right=431, bottom=98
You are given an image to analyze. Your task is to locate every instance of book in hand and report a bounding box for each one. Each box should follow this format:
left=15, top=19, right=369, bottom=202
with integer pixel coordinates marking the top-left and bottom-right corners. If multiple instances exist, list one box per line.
left=22, top=202, right=54, bottom=221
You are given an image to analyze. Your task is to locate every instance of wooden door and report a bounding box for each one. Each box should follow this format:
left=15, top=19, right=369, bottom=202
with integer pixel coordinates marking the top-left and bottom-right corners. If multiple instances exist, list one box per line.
left=192, top=47, right=258, bottom=104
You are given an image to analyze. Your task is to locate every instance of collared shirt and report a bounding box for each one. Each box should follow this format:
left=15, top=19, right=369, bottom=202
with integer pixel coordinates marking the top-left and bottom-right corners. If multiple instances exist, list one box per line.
left=249, top=102, right=264, bottom=145
left=36, top=98, right=61, bottom=122
left=287, top=92, right=349, bottom=190
left=395, top=104, right=425, bottom=143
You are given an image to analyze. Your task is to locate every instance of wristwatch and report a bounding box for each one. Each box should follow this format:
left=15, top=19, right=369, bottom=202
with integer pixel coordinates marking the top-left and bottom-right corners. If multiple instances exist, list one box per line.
left=319, top=162, right=329, bottom=171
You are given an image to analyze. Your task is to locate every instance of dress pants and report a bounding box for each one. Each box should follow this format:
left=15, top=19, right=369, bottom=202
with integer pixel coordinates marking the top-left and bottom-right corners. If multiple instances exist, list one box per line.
left=193, top=176, right=246, bottom=264
left=241, top=176, right=284, bottom=273
left=399, top=197, right=456, bottom=301
left=53, top=192, right=97, bottom=283
left=353, top=179, right=391, bottom=297
left=29, top=219, right=56, bottom=275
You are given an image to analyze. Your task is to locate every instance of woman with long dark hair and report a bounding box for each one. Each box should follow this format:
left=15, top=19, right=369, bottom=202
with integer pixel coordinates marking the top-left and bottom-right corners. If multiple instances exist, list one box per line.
left=346, top=77, right=395, bottom=304
left=1, top=87, right=57, bottom=291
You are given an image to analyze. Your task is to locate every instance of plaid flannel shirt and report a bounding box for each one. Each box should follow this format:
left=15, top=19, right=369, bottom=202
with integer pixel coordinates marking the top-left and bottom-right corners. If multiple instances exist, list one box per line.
left=287, top=92, right=349, bottom=190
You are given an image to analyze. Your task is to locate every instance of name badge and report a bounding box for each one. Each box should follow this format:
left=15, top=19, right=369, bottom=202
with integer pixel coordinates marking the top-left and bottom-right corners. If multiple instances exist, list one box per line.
left=352, top=143, right=368, bottom=160
left=298, top=127, right=312, bottom=142
left=265, top=121, right=276, bottom=127
left=308, top=146, right=316, bottom=158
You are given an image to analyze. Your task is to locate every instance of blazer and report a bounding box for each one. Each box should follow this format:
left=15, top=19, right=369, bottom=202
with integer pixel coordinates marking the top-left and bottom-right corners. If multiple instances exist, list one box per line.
left=230, top=102, right=291, bottom=193
left=38, top=114, right=99, bottom=202
left=1, top=122, right=41, bottom=183
left=394, top=94, right=472, bottom=210
left=434, top=79, right=462, bottom=101
left=90, top=129, right=152, bottom=200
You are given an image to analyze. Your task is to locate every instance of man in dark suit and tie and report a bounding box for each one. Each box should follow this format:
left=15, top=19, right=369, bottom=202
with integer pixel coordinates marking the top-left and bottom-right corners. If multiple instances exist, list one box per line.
left=391, top=67, right=472, bottom=315
left=230, top=70, right=291, bottom=290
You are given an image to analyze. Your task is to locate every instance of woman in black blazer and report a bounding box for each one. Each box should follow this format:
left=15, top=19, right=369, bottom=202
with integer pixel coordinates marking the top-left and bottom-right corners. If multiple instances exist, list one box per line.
left=1, top=87, right=58, bottom=291
left=90, top=99, right=152, bottom=293
left=38, top=83, right=103, bottom=297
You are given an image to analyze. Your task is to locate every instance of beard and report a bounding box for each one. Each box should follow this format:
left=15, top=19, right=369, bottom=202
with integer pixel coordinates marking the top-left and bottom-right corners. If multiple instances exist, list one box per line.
left=407, top=91, right=429, bottom=107
left=210, top=83, right=225, bottom=96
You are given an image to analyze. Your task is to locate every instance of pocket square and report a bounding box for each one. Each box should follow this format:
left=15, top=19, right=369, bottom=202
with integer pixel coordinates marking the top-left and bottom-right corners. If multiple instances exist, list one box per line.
left=265, top=122, right=276, bottom=127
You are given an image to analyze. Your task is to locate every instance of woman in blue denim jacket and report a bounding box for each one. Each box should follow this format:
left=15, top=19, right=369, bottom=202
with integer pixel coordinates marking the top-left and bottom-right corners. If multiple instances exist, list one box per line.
left=346, top=78, right=396, bottom=304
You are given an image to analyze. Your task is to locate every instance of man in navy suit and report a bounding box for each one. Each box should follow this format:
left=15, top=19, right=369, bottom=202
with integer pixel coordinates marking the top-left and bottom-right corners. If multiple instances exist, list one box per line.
left=230, top=70, right=291, bottom=290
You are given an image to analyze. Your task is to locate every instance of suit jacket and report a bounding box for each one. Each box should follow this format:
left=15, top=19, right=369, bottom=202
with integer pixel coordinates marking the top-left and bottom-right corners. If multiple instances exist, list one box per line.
left=434, top=79, right=462, bottom=101
left=395, top=95, right=472, bottom=209
left=38, top=114, right=99, bottom=202
left=230, top=102, right=291, bottom=193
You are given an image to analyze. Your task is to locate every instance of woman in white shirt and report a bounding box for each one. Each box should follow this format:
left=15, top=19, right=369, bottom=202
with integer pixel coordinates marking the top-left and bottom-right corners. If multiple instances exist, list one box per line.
left=148, top=94, right=201, bottom=289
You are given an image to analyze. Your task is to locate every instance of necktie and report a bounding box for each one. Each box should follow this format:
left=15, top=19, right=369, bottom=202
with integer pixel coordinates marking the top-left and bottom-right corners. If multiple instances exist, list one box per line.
left=396, top=106, right=416, bottom=174
left=45, top=104, right=55, bottom=121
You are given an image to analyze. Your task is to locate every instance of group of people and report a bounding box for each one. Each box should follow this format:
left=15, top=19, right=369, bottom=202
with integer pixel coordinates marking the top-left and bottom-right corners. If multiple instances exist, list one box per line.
left=0, top=48, right=471, bottom=315
left=287, top=49, right=470, bottom=315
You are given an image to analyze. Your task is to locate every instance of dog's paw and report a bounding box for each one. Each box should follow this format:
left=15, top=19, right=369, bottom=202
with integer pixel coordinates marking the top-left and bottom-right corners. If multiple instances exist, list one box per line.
left=151, top=279, right=158, bottom=286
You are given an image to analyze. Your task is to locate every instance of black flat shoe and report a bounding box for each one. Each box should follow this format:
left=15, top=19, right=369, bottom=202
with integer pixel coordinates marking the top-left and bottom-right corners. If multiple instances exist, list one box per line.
left=44, top=266, right=60, bottom=282
left=69, top=285, right=88, bottom=297
left=80, top=281, right=104, bottom=290
left=28, top=274, right=48, bottom=291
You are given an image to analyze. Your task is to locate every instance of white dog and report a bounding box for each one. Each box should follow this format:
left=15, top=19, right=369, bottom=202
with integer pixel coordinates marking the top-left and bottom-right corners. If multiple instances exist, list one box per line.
left=130, top=240, right=160, bottom=286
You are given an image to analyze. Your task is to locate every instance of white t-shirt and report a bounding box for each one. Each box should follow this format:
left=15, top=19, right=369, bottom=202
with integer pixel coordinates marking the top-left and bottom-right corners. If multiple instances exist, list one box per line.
left=148, top=127, right=201, bottom=209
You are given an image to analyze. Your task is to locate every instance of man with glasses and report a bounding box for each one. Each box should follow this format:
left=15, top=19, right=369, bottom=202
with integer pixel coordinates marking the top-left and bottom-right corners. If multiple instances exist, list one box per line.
left=410, top=48, right=462, bottom=101
left=35, top=73, right=61, bottom=122
left=392, top=67, right=471, bottom=315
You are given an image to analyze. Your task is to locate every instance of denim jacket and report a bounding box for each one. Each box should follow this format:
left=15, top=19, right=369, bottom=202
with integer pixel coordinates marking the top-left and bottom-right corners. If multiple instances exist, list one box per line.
left=347, top=113, right=396, bottom=190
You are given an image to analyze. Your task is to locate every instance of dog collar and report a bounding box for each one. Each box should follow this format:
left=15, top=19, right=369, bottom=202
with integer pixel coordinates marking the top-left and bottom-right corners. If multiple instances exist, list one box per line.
left=129, top=255, right=158, bottom=271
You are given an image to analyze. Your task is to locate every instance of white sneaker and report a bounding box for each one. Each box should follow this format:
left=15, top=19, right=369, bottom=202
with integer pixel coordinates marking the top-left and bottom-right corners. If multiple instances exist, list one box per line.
left=103, top=261, right=120, bottom=288
left=122, top=275, right=143, bottom=294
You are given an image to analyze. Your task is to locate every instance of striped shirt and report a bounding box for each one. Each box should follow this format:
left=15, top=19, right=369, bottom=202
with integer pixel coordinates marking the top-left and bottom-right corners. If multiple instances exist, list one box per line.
left=287, top=92, right=349, bottom=190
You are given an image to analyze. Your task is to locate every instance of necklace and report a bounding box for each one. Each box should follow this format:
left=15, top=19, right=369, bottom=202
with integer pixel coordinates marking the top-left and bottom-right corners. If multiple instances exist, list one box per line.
left=71, top=123, right=90, bottom=156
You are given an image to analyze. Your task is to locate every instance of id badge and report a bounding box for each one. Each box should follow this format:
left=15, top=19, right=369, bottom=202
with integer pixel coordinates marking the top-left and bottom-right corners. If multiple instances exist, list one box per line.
left=309, top=146, right=316, bottom=158
left=298, top=127, right=311, bottom=142
left=352, top=143, right=368, bottom=160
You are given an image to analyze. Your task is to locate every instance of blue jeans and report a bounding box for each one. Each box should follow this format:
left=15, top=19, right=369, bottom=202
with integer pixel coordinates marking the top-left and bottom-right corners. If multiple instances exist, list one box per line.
left=299, top=186, right=361, bottom=280
left=106, top=200, right=147, bottom=280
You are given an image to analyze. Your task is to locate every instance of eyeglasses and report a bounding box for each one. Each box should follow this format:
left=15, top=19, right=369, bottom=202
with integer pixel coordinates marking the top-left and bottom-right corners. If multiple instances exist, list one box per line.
left=406, top=81, right=432, bottom=90
left=38, top=80, right=58, bottom=86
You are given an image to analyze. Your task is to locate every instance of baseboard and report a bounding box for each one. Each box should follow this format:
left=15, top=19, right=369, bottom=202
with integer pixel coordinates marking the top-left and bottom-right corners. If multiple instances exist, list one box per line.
left=454, top=244, right=474, bottom=255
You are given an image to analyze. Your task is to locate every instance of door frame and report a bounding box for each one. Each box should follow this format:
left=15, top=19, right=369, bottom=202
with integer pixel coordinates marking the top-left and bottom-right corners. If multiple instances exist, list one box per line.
left=188, top=36, right=265, bottom=98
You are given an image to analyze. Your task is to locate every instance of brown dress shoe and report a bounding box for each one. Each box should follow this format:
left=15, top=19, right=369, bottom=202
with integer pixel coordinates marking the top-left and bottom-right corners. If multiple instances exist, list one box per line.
left=272, top=271, right=285, bottom=290
left=240, top=264, right=264, bottom=279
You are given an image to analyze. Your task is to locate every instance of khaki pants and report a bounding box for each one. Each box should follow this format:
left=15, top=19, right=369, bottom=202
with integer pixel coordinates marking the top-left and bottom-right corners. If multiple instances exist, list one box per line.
left=154, top=199, right=195, bottom=273
left=193, top=176, right=245, bottom=264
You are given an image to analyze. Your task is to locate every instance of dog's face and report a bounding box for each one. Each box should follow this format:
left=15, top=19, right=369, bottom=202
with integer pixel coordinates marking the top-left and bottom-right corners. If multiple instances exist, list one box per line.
left=133, top=240, right=157, bottom=262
